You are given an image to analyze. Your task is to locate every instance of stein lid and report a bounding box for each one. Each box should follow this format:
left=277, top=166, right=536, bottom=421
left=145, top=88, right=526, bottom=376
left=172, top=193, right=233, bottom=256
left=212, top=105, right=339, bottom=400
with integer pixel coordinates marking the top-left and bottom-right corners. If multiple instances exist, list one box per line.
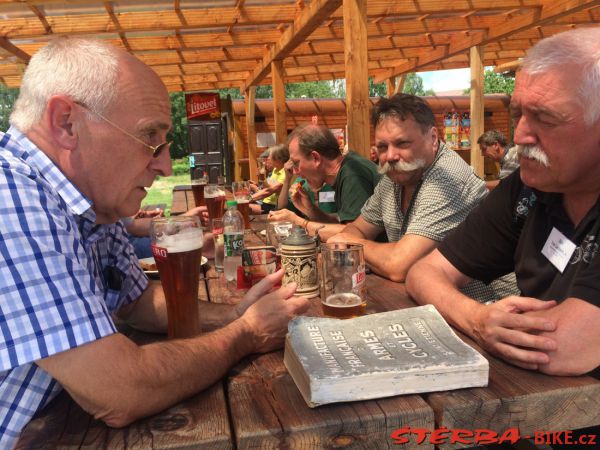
left=280, top=225, right=315, bottom=247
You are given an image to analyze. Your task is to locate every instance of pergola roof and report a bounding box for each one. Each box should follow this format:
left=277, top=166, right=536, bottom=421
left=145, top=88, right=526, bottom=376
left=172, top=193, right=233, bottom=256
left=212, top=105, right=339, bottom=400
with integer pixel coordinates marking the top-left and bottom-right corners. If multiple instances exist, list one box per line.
left=0, top=0, right=598, bottom=93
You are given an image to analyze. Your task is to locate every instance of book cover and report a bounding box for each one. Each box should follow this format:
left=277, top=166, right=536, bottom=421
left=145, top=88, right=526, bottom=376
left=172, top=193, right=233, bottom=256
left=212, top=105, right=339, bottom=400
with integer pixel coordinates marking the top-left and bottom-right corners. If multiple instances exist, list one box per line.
left=284, top=305, right=488, bottom=407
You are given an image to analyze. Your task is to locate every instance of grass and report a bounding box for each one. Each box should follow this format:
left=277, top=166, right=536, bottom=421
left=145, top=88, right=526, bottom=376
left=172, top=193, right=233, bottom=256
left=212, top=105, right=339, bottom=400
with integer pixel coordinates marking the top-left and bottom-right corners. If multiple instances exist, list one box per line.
left=142, top=159, right=191, bottom=215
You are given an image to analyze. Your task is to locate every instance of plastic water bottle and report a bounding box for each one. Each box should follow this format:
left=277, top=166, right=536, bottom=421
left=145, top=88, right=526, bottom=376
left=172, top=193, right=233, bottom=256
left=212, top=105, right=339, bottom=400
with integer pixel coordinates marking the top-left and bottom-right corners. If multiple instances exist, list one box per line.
left=223, top=200, right=244, bottom=282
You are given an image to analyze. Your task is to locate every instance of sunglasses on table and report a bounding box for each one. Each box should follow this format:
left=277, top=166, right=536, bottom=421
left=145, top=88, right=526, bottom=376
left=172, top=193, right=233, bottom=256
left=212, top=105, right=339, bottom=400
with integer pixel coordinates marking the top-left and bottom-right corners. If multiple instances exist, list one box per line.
left=75, top=102, right=171, bottom=158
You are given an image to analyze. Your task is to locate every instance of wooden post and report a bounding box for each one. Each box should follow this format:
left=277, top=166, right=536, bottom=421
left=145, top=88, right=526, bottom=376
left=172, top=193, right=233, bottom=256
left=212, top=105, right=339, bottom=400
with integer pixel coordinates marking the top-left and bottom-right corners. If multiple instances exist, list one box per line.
left=396, top=73, right=406, bottom=95
left=386, top=77, right=396, bottom=98
left=343, top=0, right=370, bottom=157
left=232, top=113, right=245, bottom=182
left=469, top=45, right=485, bottom=178
left=245, top=86, right=258, bottom=182
left=272, top=60, right=287, bottom=144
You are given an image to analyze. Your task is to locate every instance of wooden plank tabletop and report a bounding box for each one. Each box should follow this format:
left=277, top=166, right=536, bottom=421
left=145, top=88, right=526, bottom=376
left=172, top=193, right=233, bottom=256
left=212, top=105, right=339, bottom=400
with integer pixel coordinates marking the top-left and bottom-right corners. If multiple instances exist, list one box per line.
left=17, top=217, right=600, bottom=449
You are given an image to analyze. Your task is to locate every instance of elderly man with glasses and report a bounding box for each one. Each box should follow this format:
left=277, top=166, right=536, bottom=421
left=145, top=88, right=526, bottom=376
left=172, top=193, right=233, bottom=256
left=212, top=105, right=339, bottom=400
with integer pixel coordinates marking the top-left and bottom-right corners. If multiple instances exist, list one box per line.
left=0, top=37, right=309, bottom=448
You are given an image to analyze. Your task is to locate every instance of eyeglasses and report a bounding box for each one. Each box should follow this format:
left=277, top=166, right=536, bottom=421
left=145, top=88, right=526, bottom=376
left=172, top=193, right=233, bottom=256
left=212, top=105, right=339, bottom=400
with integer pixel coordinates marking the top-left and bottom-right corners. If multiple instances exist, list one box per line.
left=76, top=102, right=171, bottom=158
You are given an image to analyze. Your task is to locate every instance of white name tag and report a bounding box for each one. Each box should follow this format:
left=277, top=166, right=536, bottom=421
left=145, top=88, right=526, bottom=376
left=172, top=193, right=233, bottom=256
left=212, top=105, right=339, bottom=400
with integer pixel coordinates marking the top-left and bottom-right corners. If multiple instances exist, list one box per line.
left=541, top=227, right=576, bottom=273
left=319, top=191, right=335, bottom=203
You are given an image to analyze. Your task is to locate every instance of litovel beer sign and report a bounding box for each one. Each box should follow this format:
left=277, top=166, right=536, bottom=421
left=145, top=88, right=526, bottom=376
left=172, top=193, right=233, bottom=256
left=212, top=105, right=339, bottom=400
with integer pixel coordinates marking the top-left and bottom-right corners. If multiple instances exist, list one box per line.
left=185, top=92, right=221, bottom=120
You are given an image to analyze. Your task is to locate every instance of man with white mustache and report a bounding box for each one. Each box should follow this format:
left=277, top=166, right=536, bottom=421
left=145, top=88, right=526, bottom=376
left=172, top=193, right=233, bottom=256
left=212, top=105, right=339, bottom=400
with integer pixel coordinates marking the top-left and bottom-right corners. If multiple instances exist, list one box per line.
left=328, top=94, right=517, bottom=301
left=407, top=27, right=600, bottom=378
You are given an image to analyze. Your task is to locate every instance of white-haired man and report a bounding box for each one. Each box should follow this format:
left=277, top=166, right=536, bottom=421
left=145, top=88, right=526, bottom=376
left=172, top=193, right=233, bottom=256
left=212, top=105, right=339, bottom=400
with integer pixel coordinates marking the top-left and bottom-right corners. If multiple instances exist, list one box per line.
left=407, top=27, right=600, bottom=379
left=0, top=38, right=309, bottom=447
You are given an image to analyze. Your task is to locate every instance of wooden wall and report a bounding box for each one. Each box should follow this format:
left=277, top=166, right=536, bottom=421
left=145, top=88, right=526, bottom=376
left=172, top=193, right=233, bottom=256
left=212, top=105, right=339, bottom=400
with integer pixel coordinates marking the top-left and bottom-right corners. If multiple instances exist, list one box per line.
left=231, top=95, right=511, bottom=180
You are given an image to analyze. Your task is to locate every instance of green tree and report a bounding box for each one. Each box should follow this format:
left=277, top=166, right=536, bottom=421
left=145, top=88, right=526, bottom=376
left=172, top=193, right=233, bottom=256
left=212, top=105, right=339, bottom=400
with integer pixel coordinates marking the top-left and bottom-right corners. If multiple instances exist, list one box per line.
left=167, top=92, right=189, bottom=159
left=463, top=70, right=515, bottom=95
left=369, top=77, right=386, bottom=97
left=403, top=73, right=435, bottom=96
left=0, top=85, right=19, bottom=132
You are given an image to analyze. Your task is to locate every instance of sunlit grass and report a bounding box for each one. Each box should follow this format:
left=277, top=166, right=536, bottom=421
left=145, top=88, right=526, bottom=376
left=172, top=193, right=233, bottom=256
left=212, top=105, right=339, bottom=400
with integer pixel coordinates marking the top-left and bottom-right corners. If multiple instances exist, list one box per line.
left=142, top=173, right=190, bottom=215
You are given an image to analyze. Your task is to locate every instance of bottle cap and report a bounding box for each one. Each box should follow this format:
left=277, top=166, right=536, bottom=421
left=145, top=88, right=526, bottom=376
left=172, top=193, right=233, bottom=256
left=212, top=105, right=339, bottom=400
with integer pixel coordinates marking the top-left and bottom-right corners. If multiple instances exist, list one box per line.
left=226, top=200, right=238, bottom=208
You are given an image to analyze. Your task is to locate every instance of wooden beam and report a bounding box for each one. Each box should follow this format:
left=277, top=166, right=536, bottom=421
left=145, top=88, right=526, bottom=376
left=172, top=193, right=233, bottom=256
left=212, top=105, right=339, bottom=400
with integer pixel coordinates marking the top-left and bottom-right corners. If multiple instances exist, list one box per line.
left=344, top=0, right=370, bottom=158
left=245, top=87, right=258, bottom=182
left=469, top=45, right=485, bottom=178
left=372, top=0, right=597, bottom=82
left=494, top=58, right=522, bottom=72
left=242, top=0, right=342, bottom=91
left=272, top=60, right=287, bottom=144
left=233, top=113, right=245, bottom=182
left=0, top=37, right=30, bottom=64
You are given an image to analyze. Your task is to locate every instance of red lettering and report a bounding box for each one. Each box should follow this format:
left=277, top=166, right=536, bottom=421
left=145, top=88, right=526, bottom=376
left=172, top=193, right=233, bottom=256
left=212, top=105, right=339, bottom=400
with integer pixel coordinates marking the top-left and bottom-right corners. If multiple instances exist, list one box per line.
left=534, top=431, right=546, bottom=444
left=449, top=428, right=474, bottom=445
left=412, top=428, right=430, bottom=445
left=497, top=428, right=520, bottom=445
left=390, top=426, right=411, bottom=445
left=475, top=429, right=500, bottom=445
left=429, top=427, right=450, bottom=445
left=585, top=433, right=597, bottom=445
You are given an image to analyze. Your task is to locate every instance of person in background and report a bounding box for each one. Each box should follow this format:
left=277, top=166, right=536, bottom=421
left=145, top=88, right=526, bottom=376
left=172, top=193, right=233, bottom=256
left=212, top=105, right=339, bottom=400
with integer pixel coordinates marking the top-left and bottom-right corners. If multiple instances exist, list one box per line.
left=407, top=27, right=600, bottom=379
left=250, top=143, right=288, bottom=214
left=276, top=159, right=337, bottom=217
left=268, top=124, right=381, bottom=241
left=328, top=94, right=516, bottom=301
left=478, top=130, right=519, bottom=190
left=0, top=37, right=309, bottom=448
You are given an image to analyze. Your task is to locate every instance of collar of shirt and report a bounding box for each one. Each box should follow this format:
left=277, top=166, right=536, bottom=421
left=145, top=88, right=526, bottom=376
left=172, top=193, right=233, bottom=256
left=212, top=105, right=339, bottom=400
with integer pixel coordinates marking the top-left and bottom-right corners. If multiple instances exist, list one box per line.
left=5, top=126, right=95, bottom=221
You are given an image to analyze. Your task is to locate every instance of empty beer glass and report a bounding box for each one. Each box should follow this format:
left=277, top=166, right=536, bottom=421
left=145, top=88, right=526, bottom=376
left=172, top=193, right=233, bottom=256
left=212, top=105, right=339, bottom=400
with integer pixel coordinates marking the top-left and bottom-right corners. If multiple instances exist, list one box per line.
left=320, top=243, right=367, bottom=319
left=150, top=216, right=203, bottom=338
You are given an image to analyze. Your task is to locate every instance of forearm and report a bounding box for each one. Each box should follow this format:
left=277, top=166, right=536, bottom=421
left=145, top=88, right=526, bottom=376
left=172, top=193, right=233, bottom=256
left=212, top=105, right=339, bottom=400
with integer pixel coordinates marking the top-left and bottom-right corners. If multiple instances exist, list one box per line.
left=305, top=221, right=345, bottom=241
left=406, top=259, right=481, bottom=335
left=40, top=322, right=255, bottom=428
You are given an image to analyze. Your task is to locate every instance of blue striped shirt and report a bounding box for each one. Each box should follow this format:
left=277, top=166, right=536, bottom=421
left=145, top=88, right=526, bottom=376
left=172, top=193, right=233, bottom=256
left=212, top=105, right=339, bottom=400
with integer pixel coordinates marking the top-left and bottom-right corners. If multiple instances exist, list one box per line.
left=0, top=127, right=148, bottom=448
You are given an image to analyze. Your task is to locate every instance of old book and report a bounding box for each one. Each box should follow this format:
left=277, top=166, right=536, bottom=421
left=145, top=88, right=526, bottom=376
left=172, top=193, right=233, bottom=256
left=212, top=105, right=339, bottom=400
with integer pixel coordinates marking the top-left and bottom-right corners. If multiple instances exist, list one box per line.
left=284, top=305, right=488, bottom=407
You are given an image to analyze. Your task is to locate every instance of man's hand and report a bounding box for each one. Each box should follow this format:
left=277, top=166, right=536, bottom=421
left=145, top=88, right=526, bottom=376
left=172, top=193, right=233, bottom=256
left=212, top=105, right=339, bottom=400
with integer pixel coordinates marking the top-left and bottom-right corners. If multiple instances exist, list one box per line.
left=135, top=208, right=164, bottom=219
left=184, top=206, right=209, bottom=226
left=327, top=232, right=365, bottom=245
left=470, top=296, right=558, bottom=370
left=235, top=269, right=287, bottom=315
left=236, top=269, right=310, bottom=353
left=268, top=209, right=303, bottom=226
left=283, top=160, right=294, bottom=180
left=289, top=184, right=316, bottom=216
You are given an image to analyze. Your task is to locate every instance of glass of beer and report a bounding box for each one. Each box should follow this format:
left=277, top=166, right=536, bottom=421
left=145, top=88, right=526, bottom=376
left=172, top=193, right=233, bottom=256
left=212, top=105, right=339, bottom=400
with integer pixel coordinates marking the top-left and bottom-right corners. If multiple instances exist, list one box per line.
left=150, top=216, right=203, bottom=339
left=191, top=171, right=208, bottom=207
left=204, top=184, right=226, bottom=221
left=320, top=243, right=366, bottom=319
left=232, top=181, right=252, bottom=229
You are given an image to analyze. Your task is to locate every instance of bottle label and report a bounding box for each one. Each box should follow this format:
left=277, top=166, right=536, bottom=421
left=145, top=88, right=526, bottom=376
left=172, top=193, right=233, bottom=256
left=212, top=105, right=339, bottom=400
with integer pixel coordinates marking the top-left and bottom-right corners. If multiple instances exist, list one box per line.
left=224, top=233, right=244, bottom=256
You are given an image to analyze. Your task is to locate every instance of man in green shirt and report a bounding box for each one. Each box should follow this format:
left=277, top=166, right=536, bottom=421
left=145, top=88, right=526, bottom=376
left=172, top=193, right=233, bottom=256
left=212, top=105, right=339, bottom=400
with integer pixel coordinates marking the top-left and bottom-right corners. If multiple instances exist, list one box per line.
left=269, top=124, right=380, bottom=241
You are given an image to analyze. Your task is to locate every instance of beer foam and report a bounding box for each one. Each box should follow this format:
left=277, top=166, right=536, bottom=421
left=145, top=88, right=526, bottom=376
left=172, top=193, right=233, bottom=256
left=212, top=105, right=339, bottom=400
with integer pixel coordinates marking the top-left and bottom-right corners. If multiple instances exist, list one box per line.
left=204, top=188, right=226, bottom=199
left=156, top=228, right=203, bottom=253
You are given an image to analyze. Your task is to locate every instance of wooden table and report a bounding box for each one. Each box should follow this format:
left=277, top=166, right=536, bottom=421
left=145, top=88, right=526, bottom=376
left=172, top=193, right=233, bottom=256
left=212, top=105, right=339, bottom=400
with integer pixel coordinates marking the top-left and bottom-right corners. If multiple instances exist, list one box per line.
left=170, top=185, right=194, bottom=215
left=17, top=217, right=600, bottom=449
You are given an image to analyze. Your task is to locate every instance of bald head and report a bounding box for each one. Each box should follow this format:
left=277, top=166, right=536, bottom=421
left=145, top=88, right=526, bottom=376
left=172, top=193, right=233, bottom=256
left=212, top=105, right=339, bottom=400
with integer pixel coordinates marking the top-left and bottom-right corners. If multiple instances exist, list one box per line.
left=10, top=37, right=165, bottom=132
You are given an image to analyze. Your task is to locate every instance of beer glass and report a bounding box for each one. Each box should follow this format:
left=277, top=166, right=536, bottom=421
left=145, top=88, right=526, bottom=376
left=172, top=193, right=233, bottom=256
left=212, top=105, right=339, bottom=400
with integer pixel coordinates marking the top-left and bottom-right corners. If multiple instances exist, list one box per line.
left=212, top=217, right=224, bottom=272
left=150, top=216, right=203, bottom=338
left=232, top=181, right=252, bottom=229
left=204, top=184, right=226, bottom=221
left=191, top=171, right=208, bottom=207
left=320, top=243, right=366, bottom=319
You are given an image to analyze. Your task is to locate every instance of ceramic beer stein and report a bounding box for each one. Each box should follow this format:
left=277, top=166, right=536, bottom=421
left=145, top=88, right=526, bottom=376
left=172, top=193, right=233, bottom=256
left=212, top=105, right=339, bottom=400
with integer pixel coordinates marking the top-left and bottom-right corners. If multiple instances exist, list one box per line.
left=279, top=225, right=319, bottom=298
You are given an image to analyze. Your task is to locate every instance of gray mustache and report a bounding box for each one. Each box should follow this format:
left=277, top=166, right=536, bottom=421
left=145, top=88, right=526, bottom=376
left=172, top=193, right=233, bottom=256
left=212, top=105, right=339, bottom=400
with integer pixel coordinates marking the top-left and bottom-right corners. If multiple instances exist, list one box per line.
left=378, top=158, right=426, bottom=175
left=516, top=144, right=550, bottom=168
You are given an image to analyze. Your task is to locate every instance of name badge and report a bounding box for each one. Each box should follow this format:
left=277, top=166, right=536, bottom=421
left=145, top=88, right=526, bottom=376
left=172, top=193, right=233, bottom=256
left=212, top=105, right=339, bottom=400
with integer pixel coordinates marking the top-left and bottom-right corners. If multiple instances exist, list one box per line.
left=319, top=191, right=335, bottom=203
left=541, top=227, right=576, bottom=273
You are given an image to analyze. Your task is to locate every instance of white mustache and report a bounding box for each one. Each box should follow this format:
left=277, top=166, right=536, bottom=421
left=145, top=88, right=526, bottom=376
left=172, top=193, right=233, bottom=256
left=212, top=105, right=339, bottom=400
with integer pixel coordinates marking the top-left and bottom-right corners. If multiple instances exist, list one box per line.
left=516, top=144, right=550, bottom=168
left=378, top=158, right=426, bottom=175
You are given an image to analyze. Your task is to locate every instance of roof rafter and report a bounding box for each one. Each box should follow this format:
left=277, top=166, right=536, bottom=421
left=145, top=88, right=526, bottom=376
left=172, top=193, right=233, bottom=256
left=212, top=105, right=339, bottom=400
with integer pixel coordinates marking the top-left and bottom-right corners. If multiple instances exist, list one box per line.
left=242, top=0, right=342, bottom=90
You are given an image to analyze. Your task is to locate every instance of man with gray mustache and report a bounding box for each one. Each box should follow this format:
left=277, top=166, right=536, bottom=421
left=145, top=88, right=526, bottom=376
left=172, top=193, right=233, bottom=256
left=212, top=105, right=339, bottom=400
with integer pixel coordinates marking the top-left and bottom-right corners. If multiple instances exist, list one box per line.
left=328, top=94, right=517, bottom=302
left=407, top=27, right=600, bottom=378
